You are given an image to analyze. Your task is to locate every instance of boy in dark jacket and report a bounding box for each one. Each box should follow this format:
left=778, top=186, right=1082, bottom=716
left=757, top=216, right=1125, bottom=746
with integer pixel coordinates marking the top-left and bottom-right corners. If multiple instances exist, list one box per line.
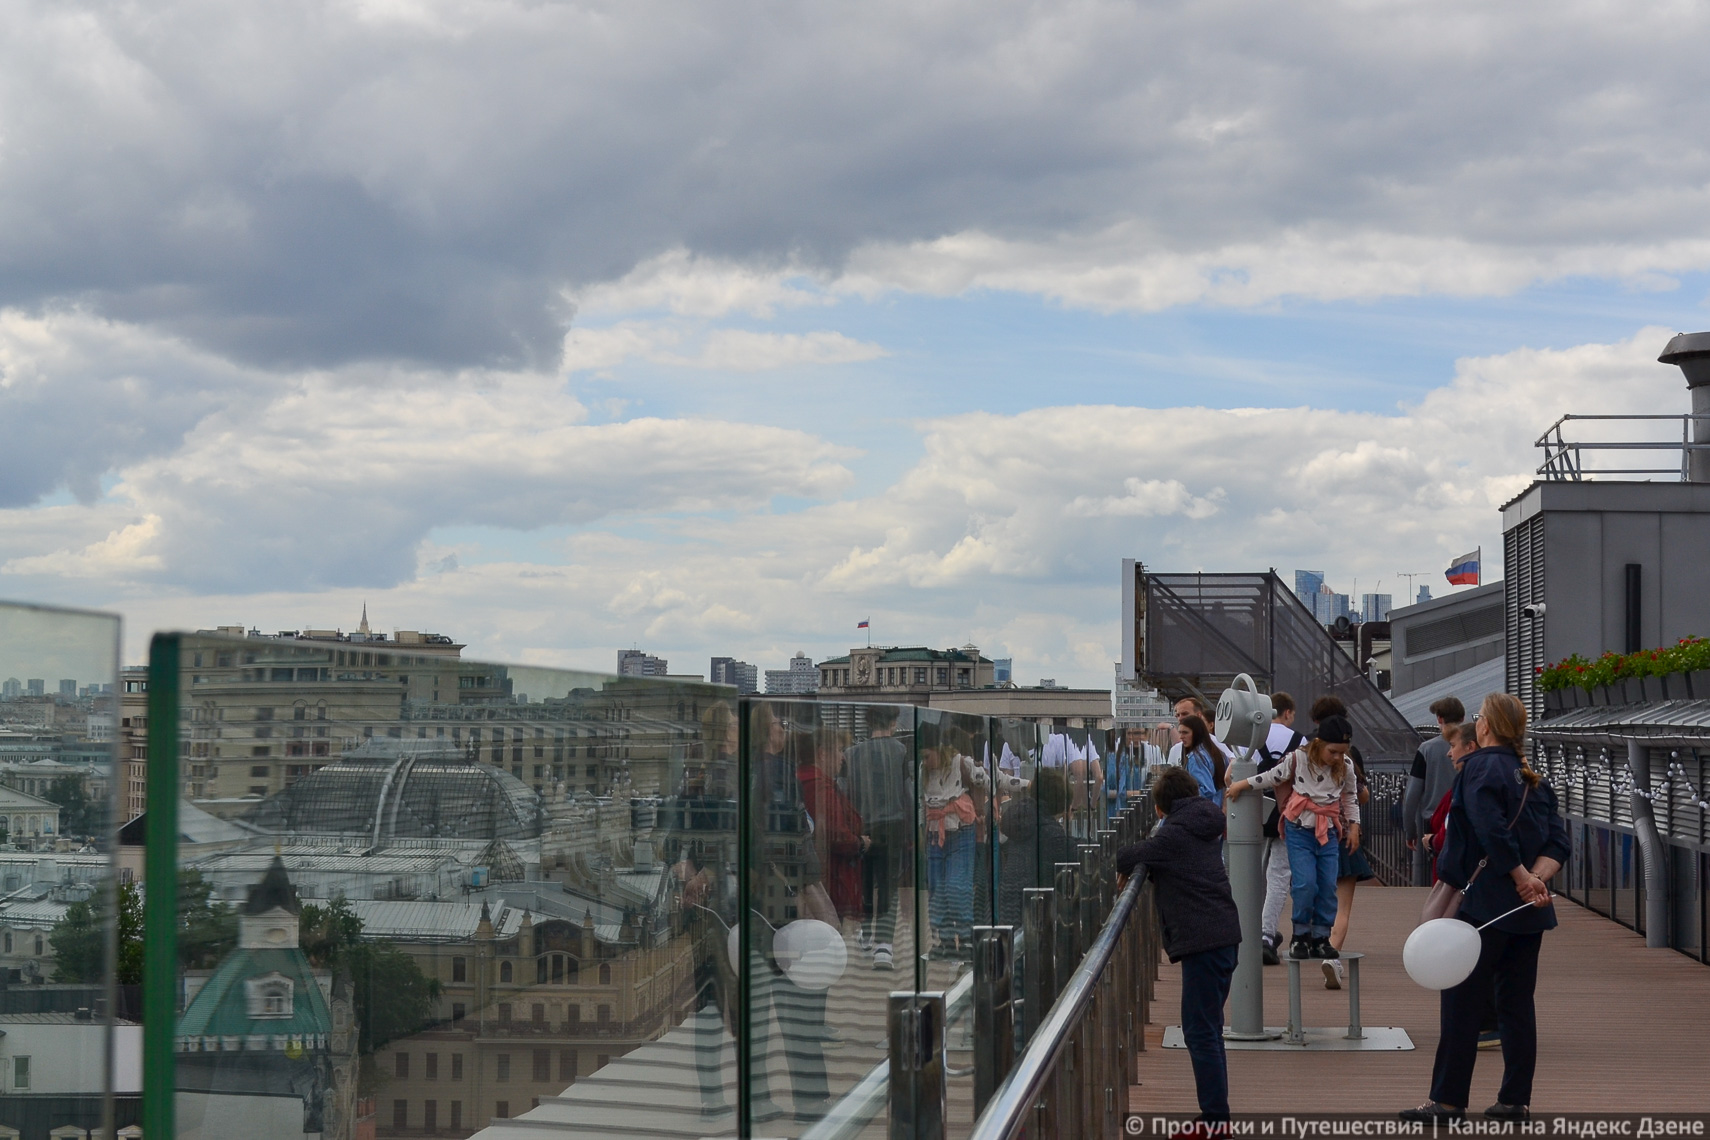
left=1116, top=766, right=1242, bottom=1122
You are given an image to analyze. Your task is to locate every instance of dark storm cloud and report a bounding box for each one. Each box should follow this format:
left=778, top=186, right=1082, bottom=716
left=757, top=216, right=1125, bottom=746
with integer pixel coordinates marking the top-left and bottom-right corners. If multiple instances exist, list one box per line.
left=4, top=0, right=1710, bottom=370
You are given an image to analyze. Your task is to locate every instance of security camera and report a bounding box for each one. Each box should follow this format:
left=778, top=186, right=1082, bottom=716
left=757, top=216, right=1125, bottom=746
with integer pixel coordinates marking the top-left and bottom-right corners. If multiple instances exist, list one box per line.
left=1521, top=602, right=1546, bottom=619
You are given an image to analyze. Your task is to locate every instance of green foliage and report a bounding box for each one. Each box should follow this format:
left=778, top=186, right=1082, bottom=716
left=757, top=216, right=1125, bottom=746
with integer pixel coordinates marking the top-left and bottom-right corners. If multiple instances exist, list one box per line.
left=43, top=776, right=98, bottom=839
left=48, top=897, right=102, bottom=983
left=178, top=870, right=237, bottom=970
left=47, top=881, right=145, bottom=985
left=300, top=895, right=441, bottom=1054
left=1536, top=636, right=1710, bottom=692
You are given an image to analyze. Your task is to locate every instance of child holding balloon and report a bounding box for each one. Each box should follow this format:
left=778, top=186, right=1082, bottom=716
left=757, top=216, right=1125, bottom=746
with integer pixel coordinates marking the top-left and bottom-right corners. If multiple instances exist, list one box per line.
left=1226, top=714, right=1361, bottom=961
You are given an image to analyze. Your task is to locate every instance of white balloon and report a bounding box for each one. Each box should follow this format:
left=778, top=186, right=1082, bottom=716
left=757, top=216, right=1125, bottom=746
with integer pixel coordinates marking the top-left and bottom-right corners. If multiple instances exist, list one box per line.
left=1403, top=918, right=1482, bottom=990
left=771, top=919, right=849, bottom=991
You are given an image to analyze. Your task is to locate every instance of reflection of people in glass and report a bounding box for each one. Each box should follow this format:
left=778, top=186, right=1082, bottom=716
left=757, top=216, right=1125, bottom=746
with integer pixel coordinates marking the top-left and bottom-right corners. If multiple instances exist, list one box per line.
left=843, top=706, right=912, bottom=972
left=796, top=726, right=867, bottom=922
left=676, top=850, right=741, bottom=1122
left=998, top=768, right=1072, bottom=926
left=922, top=721, right=988, bottom=960
left=751, top=704, right=831, bottom=1125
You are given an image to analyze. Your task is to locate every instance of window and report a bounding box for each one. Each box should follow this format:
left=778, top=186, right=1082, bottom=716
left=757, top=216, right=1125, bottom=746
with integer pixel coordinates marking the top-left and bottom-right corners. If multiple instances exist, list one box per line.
left=251, top=746, right=271, bottom=758
left=533, top=1049, right=550, bottom=1081
left=12, top=1056, right=27, bottom=1090
left=559, top=1050, right=577, bottom=1081
left=598, top=964, right=611, bottom=985
left=425, top=1052, right=438, bottom=1080
left=424, top=1100, right=437, bottom=1131
left=393, top=1100, right=407, bottom=1130
left=597, top=1004, right=611, bottom=1024
left=496, top=1101, right=509, bottom=1119
left=3, top=933, right=11, bottom=953
left=496, top=1054, right=511, bottom=1082
left=250, top=765, right=270, bottom=777
left=35, top=935, right=43, bottom=955
left=451, top=1101, right=462, bottom=1130
left=532, top=1003, right=545, bottom=1025
left=500, top=961, right=513, bottom=983
left=498, top=1003, right=512, bottom=1023
left=254, top=725, right=272, bottom=739
left=255, top=707, right=274, bottom=720
left=293, top=704, right=307, bottom=720
left=451, top=1053, right=464, bottom=1080
left=452, top=956, right=466, bottom=982
left=537, top=957, right=549, bottom=984
left=936, top=668, right=948, bottom=685
left=396, top=1052, right=410, bottom=1079
left=566, top=1004, right=580, bottom=1023
left=915, top=668, right=927, bottom=684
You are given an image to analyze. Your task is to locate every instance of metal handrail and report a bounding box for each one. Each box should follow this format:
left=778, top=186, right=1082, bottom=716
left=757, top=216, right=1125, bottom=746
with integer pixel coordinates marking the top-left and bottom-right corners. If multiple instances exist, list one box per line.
left=967, top=867, right=1147, bottom=1140
left=1535, top=413, right=1710, bottom=481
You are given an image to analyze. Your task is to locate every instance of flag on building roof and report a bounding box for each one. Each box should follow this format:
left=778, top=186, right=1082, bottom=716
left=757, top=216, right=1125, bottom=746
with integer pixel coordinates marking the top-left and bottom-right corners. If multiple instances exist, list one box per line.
left=1445, top=549, right=1481, bottom=586
left=857, top=619, right=869, bottom=629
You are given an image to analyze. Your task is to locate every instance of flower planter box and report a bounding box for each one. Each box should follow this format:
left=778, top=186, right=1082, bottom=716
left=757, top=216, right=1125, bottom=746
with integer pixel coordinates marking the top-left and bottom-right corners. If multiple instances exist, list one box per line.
left=1620, top=678, right=1645, bottom=704
left=1570, top=685, right=1589, bottom=708
left=1642, top=675, right=1667, bottom=703
left=1592, top=684, right=1612, bottom=706
left=1664, top=672, right=1693, bottom=701
left=1693, top=670, right=1710, bottom=699
left=1543, top=689, right=1565, bottom=712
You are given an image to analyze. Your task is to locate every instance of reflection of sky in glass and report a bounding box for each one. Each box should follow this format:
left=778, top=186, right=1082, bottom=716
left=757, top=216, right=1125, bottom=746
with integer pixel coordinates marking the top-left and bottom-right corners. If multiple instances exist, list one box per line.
left=0, top=603, right=120, bottom=687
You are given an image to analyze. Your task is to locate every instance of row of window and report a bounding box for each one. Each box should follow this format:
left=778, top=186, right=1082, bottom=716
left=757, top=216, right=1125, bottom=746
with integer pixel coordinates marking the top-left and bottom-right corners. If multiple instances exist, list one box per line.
left=395, top=1047, right=589, bottom=1083
left=461, top=957, right=611, bottom=986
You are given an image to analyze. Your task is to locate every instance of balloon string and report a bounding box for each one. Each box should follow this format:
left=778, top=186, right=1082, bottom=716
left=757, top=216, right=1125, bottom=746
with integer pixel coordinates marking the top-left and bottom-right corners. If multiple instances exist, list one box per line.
left=1475, top=895, right=1553, bottom=931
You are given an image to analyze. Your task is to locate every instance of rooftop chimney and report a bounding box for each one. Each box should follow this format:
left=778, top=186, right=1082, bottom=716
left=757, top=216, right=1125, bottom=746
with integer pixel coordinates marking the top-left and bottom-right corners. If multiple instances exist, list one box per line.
left=1658, top=332, right=1710, bottom=481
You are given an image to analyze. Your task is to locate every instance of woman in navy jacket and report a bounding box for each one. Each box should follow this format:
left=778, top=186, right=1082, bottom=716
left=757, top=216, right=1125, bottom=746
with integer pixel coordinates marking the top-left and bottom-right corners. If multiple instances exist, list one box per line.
left=1403, top=693, right=1570, bottom=1122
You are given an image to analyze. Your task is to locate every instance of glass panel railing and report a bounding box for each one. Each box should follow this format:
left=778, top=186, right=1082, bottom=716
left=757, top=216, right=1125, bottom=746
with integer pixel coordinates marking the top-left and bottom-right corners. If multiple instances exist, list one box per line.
left=0, top=601, right=126, bottom=1137
left=149, top=629, right=741, bottom=1139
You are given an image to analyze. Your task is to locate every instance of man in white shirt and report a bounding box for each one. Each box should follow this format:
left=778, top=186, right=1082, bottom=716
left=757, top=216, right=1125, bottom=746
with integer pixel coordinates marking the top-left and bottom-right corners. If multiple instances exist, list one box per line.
left=1255, top=693, right=1305, bottom=965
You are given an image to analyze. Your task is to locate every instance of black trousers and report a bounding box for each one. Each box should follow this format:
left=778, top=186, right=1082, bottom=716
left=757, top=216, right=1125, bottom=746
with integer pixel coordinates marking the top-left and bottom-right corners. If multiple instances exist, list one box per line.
left=1429, top=927, right=1542, bottom=1109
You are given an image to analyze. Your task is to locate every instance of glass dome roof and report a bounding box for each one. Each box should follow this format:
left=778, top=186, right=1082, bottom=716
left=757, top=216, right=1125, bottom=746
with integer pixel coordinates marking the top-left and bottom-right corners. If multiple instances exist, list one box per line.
left=244, top=739, right=544, bottom=843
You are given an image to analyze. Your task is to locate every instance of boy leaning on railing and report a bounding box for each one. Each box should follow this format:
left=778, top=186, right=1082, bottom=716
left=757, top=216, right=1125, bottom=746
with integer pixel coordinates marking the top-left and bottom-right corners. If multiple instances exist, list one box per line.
left=1115, top=766, right=1243, bottom=1126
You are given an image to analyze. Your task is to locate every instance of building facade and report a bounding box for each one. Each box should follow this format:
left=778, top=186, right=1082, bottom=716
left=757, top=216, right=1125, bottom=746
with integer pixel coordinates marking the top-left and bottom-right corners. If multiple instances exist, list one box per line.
left=815, top=646, right=995, bottom=702
left=762, top=653, right=818, bottom=696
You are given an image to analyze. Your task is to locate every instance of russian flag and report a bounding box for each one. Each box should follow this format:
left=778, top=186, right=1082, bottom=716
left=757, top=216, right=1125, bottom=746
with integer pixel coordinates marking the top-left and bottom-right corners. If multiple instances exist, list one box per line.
left=1445, top=549, right=1480, bottom=586
left=857, top=619, right=869, bottom=629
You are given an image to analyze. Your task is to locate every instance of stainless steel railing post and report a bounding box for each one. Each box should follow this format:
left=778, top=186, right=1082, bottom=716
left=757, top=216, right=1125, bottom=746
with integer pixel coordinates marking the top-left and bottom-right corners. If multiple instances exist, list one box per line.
left=972, top=925, right=1016, bottom=1116
left=888, top=990, right=947, bottom=1140
left=1022, top=887, right=1057, bottom=1043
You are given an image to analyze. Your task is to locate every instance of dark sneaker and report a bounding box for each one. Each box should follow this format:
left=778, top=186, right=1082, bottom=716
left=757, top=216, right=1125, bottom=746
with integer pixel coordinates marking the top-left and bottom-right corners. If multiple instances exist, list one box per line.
left=1311, top=938, right=1340, bottom=960
left=1261, top=934, right=1280, bottom=966
left=1289, top=937, right=1313, bottom=960
left=1485, top=1104, right=1529, bottom=1120
left=1399, top=1102, right=1465, bottom=1122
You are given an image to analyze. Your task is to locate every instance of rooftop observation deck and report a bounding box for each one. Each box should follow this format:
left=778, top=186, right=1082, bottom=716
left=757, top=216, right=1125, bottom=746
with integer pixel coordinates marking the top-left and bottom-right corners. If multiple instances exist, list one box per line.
left=1134, top=886, right=1710, bottom=1115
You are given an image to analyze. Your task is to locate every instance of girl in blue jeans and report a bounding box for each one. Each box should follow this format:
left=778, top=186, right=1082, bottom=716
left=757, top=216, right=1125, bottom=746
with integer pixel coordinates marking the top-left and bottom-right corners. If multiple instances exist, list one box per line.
left=1227, top=714, right=1360, bottom=960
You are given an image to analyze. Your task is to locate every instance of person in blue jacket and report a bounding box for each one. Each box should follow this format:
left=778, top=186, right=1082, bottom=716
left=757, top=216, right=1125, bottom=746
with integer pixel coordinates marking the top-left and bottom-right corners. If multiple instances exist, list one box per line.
left=1401, top=692, right=1570, bottom=1123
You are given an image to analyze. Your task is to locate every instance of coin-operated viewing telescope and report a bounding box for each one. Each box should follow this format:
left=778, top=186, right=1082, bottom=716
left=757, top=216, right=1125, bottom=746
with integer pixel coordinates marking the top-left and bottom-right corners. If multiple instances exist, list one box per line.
left=1217, top=672, right=1278, bottom=1040
left=1215, top=673, right=1271, bottom=752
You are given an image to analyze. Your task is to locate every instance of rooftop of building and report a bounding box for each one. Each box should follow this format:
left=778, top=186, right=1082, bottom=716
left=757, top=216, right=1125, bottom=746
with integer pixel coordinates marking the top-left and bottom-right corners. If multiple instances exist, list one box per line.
left=818, top=645, right=991, bottom=666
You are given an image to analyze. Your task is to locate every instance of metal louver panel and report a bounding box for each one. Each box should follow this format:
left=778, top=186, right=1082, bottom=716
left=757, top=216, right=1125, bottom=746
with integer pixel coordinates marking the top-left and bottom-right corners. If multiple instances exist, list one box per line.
left=1505, top=513, right=1546, bottom=721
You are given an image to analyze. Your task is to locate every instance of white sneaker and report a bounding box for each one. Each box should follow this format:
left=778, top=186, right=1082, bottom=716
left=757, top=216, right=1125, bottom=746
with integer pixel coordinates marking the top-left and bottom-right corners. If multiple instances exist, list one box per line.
left=1322, top=959, right=1343, bottom=990
left=872, top=944, right=894, bottom=971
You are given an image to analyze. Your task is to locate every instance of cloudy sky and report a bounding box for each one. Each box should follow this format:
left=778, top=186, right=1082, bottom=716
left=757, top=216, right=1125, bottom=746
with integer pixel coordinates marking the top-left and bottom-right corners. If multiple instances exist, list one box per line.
left=2, top=0, right=1707, bottom=684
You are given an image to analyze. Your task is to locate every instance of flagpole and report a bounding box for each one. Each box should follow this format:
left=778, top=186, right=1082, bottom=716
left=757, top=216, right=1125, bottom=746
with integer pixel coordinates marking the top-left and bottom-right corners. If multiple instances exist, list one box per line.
left=1477, top=546, right=1482, bottom=587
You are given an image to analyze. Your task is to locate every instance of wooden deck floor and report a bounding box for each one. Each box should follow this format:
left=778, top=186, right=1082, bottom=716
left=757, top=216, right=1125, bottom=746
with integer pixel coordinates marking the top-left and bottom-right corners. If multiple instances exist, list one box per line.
left=1131, top=885, right=1710, bottom=1114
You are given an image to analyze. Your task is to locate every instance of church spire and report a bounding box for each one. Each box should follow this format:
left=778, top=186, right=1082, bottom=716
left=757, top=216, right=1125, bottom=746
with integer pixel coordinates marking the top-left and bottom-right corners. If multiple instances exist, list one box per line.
left=358, top=603, right=370, bottom=636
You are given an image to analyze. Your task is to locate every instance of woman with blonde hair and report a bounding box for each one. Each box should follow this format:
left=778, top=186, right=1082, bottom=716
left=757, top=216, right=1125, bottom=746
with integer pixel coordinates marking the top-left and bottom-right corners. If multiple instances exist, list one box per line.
left=1401, top=692, right=1570, bottom=1123
left=1227, top=714, right=1359, bottom=961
